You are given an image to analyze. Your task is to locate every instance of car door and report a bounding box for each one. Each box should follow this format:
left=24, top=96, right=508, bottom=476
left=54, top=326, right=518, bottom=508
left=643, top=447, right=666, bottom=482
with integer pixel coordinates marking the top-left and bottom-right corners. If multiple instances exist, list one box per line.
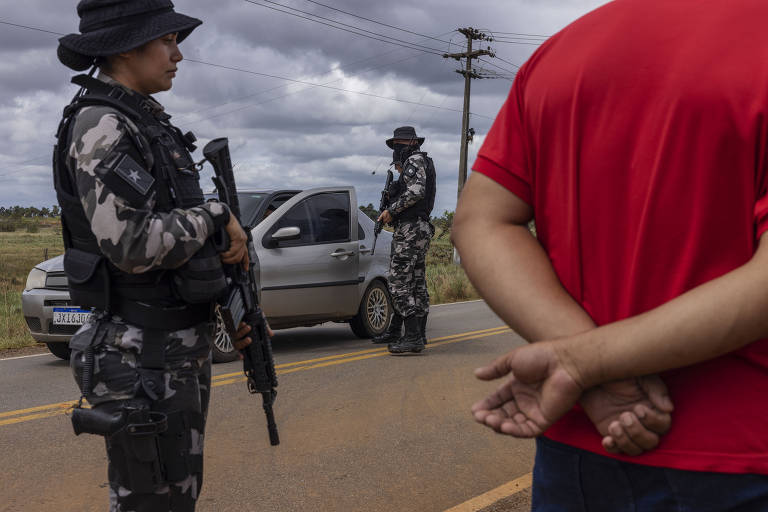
left=256, top=188, right=360, bottom=323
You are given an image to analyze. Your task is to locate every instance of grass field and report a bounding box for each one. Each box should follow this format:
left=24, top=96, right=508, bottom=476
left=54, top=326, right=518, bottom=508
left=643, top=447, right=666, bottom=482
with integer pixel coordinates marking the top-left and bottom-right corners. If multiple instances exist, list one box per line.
left=0, top=219, right=65, bottom=350
left=0, top=220, right=478, bottom=351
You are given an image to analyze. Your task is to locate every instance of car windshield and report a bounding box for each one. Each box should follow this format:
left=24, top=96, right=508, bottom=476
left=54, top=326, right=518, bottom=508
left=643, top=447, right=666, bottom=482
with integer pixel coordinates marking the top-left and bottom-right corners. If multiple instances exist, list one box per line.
left=205, top=192, right=267, bottom=226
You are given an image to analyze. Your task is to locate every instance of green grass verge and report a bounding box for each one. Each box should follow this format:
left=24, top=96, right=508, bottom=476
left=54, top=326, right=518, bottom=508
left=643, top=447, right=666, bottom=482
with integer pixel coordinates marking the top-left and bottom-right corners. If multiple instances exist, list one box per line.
left=0, top=220, right=65, bottom=350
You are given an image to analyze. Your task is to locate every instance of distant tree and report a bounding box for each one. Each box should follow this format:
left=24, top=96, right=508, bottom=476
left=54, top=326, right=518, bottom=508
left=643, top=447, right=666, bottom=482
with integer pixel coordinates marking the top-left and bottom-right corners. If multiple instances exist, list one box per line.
left=359, top=203, right=379, bottom=222
left=431, top=210, right=454, bottom=239
left=51, top=204, right=60, bottom=217
left=40, top=207, right=51, bottom=218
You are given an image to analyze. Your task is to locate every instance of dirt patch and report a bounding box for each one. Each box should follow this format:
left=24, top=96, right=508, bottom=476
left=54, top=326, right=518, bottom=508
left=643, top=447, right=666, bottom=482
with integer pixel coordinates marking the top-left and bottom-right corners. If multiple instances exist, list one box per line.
left=0, top=343, right=49, bottom=359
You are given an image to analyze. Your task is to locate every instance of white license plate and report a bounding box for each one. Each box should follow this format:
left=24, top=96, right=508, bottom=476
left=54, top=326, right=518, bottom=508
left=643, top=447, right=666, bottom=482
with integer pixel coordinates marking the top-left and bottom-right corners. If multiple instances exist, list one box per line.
left=53, top=308, right=91, bottom=326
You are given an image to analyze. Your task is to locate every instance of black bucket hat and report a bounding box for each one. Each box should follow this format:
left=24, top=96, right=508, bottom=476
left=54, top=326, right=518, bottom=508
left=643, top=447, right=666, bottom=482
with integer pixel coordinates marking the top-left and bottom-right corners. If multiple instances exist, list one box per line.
left=386, top=126, right=425, bottom=149
left=58, top=0, right=202, bottom=71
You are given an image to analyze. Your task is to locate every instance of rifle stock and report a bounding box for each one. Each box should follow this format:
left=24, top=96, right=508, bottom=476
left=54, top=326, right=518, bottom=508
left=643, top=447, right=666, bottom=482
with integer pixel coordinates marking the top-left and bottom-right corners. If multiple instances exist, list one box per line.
left=204, top=137, right=280, bottom=446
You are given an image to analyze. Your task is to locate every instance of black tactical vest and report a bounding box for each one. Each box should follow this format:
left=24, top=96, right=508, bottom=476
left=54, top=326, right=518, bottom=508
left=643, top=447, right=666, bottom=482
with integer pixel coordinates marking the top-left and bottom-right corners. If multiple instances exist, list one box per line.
left=392, top=152, right=436, bottom=223
left=53, top=74, right=226, bottom=330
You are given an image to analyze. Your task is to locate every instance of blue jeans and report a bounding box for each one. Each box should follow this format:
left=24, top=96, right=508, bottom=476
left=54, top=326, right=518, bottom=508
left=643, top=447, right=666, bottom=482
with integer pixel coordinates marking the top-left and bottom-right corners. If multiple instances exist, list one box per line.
left=532, top=437, right=768, bottom=512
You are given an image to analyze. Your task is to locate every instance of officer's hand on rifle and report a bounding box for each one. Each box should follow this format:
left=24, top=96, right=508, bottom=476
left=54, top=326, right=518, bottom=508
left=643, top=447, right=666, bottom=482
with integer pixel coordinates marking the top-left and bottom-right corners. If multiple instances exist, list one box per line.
left=221, top=214, right=249, bottom=270
left=377, top=209, right=393, bottom=224
left=232, top=321, right=275, bottom=351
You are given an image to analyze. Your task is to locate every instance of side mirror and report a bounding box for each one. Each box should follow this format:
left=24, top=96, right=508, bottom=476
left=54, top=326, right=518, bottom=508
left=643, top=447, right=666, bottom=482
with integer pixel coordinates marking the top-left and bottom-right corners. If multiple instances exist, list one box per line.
left=267, top=226, right=301, bottom=247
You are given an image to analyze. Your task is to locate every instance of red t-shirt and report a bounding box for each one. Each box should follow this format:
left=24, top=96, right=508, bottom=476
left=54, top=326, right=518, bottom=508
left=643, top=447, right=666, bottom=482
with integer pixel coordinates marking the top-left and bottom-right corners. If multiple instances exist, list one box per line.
left=474, top=0, right=768, bottom=474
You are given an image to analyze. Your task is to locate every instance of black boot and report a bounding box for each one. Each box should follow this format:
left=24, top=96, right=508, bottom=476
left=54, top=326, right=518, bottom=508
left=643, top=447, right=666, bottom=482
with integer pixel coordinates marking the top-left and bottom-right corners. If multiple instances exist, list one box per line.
left=372, top=313, right=402, bottom=344
left=419, top=313, right=428, bottom=344
left=388, top=315, right=425, bottom=354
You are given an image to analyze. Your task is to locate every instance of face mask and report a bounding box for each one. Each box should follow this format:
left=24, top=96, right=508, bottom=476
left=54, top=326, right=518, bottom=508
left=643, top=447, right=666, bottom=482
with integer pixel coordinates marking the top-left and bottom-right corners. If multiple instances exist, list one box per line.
left=392, top=143, right=411, bottom=165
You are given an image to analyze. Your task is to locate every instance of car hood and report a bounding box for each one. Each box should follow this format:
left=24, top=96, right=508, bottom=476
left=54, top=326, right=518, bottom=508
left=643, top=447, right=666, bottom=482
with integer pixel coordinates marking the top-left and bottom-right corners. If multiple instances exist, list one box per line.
left=35, top=254, right=64, bottom=273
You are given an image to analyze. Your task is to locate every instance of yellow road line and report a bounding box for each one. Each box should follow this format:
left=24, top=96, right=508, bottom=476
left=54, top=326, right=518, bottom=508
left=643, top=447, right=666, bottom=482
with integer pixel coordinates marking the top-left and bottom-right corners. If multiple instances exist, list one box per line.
left=213, top=327, right=511, bottom=385
left=0, top=400, right=77, bottom=419
left=211, top=325, right=509, bottom=382
left=1, top=326, right=512, bottom=426
left=444, top=472, right=533, bottom=512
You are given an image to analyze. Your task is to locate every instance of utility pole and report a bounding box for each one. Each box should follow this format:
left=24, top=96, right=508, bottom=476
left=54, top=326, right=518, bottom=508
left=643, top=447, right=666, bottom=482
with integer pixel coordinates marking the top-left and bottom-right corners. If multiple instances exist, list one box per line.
left=444, top=27, right=493, bottom=263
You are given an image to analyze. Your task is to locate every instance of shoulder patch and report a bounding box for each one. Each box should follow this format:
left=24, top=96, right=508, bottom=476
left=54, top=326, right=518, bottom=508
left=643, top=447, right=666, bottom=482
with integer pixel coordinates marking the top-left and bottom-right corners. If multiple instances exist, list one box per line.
left=111, top=154, right=155, bottom=196
left=404, top=163, right=417, bottom=178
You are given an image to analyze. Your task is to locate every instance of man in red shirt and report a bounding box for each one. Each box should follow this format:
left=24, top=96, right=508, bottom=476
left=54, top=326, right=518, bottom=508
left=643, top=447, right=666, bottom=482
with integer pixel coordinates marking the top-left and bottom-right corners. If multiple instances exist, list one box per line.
left=453, top=0, right=768, bottom=508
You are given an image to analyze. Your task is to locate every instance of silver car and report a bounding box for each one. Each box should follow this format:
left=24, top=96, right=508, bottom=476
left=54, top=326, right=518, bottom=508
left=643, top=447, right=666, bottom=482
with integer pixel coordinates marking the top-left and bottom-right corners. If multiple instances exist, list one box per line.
left=22, top=186, right=394, bottom=362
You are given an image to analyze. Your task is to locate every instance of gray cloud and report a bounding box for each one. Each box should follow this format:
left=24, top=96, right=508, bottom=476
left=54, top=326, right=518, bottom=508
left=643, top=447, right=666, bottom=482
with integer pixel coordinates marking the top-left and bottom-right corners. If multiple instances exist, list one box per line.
left=0, top=0, right=611, bottom=216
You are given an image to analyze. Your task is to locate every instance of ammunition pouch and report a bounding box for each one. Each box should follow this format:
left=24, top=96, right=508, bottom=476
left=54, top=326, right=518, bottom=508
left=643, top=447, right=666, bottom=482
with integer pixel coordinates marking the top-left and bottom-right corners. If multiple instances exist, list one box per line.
left=64, top=248, right=110, bottom=311
left=172, top=240, right=228, bottom=304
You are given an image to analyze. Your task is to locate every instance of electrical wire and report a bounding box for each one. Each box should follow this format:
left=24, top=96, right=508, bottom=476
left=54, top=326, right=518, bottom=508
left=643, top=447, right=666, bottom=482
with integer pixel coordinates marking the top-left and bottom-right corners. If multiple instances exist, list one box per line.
left=243, top=0, right=446, bottom=55
left=493, top=55, right=521, bottom=69
left=0, top=19, right=64, bottom=36
left=175, top=29, right=461, bottom=123
left=184, top=58, right=493, bottom=119
left=489, top=31, right=551, bottom=38
left=299, top=0, right=456, bottom=45
left=486, top=40, right=541, bottom=46
left=477, top=58, right=518, bottom=76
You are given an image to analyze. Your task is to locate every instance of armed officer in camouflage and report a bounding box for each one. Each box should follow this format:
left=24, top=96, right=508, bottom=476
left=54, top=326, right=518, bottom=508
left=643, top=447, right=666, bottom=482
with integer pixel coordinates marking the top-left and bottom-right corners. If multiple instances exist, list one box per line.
left=54, top=1, right=251, bottom=510
left=375, top=126, right=437, bottom=354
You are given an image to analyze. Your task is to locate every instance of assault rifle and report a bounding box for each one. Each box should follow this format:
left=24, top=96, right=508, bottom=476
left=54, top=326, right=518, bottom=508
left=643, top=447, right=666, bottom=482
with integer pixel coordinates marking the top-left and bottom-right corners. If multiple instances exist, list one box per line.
left=371, top=166, right=394, bottom=255
left=204, top=138, right=279, bottom=446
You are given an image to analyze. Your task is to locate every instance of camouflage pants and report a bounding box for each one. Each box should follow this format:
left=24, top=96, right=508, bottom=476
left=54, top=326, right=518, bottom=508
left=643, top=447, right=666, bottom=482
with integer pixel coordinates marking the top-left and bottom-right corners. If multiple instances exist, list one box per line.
left=388, top=218, right=433, bottom=318
left=70, top=315, right=213, bottom=512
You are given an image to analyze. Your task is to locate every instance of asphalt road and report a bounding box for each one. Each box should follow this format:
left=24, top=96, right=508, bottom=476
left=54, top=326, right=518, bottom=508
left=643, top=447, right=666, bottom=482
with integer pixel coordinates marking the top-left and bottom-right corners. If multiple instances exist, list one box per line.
left=0, top=300, right=534, bottom=512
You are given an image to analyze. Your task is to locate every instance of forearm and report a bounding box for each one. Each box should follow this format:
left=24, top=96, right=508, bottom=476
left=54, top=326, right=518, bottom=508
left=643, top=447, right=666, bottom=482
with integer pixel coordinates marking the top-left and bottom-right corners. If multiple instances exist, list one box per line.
left=454, top=214, right=595, bottom=342
left=82, top=176, right=229, bottom=273
left=560, top=238, right=768, bottom=388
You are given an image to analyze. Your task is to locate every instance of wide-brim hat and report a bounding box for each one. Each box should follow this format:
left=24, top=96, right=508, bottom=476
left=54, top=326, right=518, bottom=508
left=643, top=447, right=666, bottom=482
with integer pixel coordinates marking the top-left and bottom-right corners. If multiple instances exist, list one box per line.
left=386, top=126, right=425, bottom=149
left=58, top=0, right=202, bottom=71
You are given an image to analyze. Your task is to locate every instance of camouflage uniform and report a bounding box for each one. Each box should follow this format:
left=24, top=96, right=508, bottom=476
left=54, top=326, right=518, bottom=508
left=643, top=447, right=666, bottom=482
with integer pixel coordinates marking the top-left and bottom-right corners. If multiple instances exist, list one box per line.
left=387, top=153, right=433, bottom=319
left=66, top=74, right=228, bottom=511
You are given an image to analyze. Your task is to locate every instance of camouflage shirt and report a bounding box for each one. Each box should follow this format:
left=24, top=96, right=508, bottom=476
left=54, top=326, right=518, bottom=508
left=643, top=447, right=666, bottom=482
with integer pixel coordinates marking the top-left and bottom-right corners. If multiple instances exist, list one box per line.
left=67, top=73, right=230, bottom=274
left=389, top=153, right=427, bottom=215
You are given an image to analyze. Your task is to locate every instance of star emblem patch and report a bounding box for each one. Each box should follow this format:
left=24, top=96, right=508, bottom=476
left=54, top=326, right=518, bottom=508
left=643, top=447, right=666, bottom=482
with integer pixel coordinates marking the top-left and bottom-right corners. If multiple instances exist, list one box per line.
left=112, top=154, right=155, bottom=196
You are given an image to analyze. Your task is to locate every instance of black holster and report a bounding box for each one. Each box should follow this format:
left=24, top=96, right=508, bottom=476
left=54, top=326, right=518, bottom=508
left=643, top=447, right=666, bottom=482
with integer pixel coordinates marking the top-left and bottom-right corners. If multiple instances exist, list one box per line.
left=104, top=408, right=168, bottom=494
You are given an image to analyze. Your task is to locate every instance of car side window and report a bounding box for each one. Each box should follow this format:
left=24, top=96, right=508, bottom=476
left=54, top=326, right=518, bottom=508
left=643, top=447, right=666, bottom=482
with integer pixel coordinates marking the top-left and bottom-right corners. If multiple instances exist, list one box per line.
left=270, top=192, right=350, bottom=247
left=271, top=201, right=314, bottom=246
left=310, top=192, right=350, bottom=243
left=358, top=223, right=365, bottom=241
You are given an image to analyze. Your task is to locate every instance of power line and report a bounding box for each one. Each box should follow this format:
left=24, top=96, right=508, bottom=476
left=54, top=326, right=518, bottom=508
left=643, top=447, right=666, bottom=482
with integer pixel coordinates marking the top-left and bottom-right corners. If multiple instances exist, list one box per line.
left=478, top=58, right=517, bottom=76
left=178, top=51, right=432, bottom=127
left=300, top=0, right=455, bottom=45
left=0, top=19, right=64, bottom=36
left=486, top=40, right=542, bottom=46
left=490, top=31, right=551, bottom=38
left=492, top=35, right=547, bottom=41
left=176, top=29, right=459, bottom=124
left=243, top=0, right=446, bottom=55
left=493, top=55, right=521, bottom=69
left=184, top=58, right=493, bottom=119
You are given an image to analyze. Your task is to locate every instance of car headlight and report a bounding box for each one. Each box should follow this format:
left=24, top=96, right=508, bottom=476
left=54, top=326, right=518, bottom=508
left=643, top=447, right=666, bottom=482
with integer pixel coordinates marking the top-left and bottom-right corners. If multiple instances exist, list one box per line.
left=25, top=268, right=47, bottom=291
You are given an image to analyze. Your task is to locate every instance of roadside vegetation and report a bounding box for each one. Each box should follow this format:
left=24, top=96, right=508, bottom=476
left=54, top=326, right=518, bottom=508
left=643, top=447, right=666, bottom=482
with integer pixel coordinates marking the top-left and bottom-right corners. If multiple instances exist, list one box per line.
left=1, top=209, right=480, bottom=351
left=0, top=219, right=64, bottom=350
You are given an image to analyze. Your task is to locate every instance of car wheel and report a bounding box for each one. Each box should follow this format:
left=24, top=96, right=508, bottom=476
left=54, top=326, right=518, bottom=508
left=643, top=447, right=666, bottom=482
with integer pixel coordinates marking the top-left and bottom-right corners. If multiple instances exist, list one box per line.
left=46, top=342, right=71, bottom=360
left=350, top=280, right=391, bottom=338
left=212, top=307, right=239, bottom=363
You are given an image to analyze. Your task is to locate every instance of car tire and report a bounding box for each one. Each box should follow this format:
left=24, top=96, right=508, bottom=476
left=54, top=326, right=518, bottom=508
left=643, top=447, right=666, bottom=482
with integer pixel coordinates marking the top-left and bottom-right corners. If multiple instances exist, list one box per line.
left=212, top=307, right=239, bottom=364
left=46, top=342, right=71, bottom=360
left=350, top=280, right=392, bottom=338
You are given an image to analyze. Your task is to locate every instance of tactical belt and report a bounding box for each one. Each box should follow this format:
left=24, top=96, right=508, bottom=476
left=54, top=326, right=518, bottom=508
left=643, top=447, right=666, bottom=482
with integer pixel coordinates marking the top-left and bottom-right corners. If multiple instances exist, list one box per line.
left=111, top=297, right=211, bottom=331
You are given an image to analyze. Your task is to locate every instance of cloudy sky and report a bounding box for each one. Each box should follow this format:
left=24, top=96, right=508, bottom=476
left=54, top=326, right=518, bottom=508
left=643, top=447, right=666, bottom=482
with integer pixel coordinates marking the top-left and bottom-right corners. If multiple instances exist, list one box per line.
left=0, top=0, right=610, bottom=215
